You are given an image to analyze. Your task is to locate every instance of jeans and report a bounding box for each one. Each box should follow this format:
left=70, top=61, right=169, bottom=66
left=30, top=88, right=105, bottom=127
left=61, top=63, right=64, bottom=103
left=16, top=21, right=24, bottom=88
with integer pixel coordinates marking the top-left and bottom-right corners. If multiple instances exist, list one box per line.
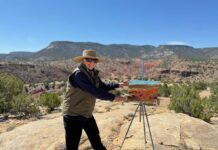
left=63, top=115, right=107, bottom=150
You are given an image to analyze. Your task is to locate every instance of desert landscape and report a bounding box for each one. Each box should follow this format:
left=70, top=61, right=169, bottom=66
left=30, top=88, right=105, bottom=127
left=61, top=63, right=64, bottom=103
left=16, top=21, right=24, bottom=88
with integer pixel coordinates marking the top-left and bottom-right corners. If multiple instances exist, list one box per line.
left=0, top=49, right=218, bottom=150
left=1, top=1, right=218, bottom=149
left=1, top=42, right=218, bottom=150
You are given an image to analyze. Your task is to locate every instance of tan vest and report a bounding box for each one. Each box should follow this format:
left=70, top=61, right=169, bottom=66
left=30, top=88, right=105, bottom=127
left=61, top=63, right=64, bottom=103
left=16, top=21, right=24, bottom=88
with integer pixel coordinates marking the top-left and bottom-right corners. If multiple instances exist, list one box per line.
left=62, top=66, right=99, bottom=118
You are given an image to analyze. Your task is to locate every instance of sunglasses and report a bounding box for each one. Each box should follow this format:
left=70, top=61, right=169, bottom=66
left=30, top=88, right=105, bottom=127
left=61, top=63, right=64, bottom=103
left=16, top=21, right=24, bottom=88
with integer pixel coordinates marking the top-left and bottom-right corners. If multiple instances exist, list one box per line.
left=85, top=58, right=98, bottom=63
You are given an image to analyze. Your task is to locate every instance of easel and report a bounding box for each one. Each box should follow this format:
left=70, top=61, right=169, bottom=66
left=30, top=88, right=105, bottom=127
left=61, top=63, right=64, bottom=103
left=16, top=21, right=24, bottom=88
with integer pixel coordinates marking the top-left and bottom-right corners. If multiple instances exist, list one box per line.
left=119, top=60, right=155, bottom=149
left=119, top=101, right=155, bottom=150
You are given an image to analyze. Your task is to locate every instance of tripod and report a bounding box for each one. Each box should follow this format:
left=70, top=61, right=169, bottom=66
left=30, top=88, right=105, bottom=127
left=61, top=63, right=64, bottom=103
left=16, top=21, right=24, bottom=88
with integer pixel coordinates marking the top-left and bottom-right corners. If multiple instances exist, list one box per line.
left=119, top=101, right=155, bottom=150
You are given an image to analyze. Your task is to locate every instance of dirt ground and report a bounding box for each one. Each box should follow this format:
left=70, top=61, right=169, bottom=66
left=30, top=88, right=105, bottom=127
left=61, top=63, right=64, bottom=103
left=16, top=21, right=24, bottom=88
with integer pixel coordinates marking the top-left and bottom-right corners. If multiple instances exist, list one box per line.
left=0, top=118, right=31, bottom=134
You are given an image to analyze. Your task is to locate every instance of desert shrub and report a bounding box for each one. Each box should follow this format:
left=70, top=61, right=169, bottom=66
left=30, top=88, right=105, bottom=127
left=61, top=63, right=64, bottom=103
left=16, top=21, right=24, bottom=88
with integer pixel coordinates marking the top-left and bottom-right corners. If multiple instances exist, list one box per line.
left=210, top=82, right=218, bottom=95
left=40, top=92, right=62, bottom=112
left=0, top=74, right=23, bottom=114
left=208, top=95, right=218, bottom=113
left=158, top=83, right=171, bottom=97
left=192, top=82, right=207, bottom=90
left=208, top=83, right=218, bottom=113
left=169, top=84, right=214, bottom=122
left=199, top=98, right=214, bottom=122
left=11, top=94, right=40, bottom=118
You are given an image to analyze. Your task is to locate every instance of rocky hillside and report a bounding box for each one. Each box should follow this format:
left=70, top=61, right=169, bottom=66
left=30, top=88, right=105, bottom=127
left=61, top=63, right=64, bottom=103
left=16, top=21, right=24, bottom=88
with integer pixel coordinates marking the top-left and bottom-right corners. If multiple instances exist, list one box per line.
left=0, top=62, right=71, bottom=83
left=147, top=58, right=218, bottom=82
left=1, top=57, right=218, bottom=83
left=1, top=41, right=218, bottom=61
left=0, top=98, right=218, bottom=150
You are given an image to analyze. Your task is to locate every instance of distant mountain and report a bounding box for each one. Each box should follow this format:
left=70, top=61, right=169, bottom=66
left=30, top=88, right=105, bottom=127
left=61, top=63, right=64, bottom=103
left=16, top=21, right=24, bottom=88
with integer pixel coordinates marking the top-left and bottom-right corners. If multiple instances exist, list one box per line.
left=1, top=41, right=218, bottom=61
left=0, top=51, right=33, bottom=61
left=31, top=41, right=156, bottom=61
left=157, top=45, right=207, bottom=60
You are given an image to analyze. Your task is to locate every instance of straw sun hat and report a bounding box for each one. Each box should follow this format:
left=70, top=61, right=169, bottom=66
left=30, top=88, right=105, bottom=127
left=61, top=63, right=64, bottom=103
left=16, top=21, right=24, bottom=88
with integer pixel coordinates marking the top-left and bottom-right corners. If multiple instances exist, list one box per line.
left=73, top=49, right=104, bottom=63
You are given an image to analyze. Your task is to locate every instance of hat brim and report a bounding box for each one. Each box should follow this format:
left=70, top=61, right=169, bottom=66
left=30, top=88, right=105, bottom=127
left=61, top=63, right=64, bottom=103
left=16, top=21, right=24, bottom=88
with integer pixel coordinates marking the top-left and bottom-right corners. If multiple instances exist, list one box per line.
left=73, top=56, right=104, bottom=63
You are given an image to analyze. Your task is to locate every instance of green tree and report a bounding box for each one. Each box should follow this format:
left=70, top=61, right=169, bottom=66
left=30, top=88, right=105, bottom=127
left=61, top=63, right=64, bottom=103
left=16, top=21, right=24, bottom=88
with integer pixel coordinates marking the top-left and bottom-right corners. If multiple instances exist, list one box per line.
left=158, top=83, right=171, bottom=97
left=0, top=74, right=23, bottom=114
left=40, top=92, right=62, bottom=112
left=11, top=94, right=40, bottom=118
left=169, top=84, right=214, bottom=122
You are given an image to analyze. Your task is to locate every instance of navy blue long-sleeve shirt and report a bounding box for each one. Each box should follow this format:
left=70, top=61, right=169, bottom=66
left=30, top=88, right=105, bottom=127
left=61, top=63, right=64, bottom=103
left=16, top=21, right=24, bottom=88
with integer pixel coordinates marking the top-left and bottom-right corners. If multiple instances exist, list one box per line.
left=69, top=70, right=119, bottom=101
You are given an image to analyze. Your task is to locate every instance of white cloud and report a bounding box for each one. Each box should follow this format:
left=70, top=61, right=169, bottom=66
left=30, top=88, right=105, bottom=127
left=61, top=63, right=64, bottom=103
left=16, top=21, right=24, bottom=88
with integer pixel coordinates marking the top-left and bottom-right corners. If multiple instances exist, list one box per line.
left=167, top=41, right=189, bottom=46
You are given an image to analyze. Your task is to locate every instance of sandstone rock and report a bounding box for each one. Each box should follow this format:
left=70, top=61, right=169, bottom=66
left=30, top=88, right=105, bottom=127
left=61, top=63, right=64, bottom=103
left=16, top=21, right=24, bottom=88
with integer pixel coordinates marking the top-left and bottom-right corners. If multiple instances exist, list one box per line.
left=180, top=118, right=218, bottom=150
left=0, top=101, right=217, bottom=150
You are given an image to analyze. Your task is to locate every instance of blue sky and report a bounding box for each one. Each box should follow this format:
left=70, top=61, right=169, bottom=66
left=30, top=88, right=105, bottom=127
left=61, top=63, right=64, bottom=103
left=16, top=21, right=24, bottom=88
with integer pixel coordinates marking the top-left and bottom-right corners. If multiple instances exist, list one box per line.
left=0, top=0, right=218, bottom=53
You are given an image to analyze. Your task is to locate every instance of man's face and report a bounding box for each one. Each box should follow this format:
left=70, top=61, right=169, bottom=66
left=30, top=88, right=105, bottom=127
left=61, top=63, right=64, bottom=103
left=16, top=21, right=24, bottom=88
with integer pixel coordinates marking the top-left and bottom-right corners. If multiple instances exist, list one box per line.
left=83, top=58, right=98, bottom=70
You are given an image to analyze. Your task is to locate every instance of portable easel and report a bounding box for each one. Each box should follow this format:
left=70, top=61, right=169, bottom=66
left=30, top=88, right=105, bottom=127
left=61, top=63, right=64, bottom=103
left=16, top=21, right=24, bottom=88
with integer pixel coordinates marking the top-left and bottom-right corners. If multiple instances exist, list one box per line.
left=119, top=60, right=155, bottom=150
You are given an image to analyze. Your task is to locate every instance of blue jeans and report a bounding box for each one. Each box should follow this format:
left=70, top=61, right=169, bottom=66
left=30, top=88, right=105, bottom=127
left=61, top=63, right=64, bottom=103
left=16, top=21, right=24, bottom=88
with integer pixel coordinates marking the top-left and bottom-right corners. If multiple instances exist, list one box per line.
left=63, top=115, right=106, bottom=150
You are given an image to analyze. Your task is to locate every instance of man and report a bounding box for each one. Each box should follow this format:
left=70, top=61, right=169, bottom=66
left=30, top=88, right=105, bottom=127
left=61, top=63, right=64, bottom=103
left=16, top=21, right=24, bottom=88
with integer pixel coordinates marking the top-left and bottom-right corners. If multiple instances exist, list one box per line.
left=62, top=49, right=125, bottom=150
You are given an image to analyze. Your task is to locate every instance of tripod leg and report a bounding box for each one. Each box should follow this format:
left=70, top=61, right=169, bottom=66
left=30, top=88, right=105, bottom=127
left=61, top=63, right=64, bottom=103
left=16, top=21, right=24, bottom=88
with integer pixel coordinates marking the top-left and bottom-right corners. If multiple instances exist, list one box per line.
left=119, top=103, right=140, bottom=150
left=141, top=102, right=147, bottom=149
left=143, top=104, right=155, bottom=150
left=139, top=103, right=142, bottom=122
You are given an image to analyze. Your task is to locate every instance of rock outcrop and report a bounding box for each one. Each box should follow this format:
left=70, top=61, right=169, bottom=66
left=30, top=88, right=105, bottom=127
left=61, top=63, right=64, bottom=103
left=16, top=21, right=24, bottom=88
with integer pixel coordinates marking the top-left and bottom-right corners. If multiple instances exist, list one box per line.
left=0, top=100, right=218, bottom=150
